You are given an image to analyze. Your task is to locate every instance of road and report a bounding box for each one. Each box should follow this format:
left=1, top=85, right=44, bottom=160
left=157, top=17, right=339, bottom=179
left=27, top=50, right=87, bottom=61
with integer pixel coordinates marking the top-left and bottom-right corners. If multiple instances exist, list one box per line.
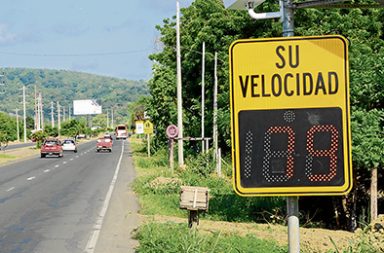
left=0, top=139, right=126, bottom=253
left=3, top=142, right=35, bottom=150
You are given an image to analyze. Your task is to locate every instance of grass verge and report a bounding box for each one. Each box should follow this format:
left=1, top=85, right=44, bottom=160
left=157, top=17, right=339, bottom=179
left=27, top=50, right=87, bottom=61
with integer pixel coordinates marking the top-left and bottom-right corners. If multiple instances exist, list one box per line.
left=130, top=139, right=382, bottom=253
left=134, top=222, right=287, bottom=253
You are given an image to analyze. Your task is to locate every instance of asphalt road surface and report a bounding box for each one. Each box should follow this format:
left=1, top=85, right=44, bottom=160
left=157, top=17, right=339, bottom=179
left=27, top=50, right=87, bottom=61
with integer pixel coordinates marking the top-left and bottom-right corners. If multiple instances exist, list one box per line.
left=0, top=139, right=126, bottom=253
left=3, top=142, right=35, bottom=150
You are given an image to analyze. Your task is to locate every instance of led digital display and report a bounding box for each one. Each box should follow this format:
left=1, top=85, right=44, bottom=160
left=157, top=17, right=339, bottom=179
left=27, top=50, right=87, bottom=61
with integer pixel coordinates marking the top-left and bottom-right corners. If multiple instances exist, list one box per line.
left=239, top=108, right=344, bottom=188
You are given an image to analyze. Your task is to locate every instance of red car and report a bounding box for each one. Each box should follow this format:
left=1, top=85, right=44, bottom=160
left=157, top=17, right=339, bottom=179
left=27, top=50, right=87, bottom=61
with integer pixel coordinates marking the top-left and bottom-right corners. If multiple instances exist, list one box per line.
left=96, top=137, right=112, bottom=152
left=41, top=138, right=63, bottom=158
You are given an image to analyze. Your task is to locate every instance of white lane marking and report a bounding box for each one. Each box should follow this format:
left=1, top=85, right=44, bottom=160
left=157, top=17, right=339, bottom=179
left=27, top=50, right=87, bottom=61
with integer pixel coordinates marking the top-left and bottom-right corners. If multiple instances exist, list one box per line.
left=63, top=161, right=67, bottom=164
left=54, top=165, right=60, bottom=168
left=6, top=187, right=15, bottom=192
left=84, top=142, right=124, bottom=253
left=44, top=169, right=50, bottom=173
left=70, top=158, right=74, bottom=161
left=76, top=155, right=79, bottom=158
left=27, top=176, right=36, bottom=181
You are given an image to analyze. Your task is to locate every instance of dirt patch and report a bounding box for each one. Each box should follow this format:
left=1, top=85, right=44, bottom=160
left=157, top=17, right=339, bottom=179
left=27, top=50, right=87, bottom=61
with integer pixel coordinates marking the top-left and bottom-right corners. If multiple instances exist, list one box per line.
left=141, top=214, right=355, bottom=252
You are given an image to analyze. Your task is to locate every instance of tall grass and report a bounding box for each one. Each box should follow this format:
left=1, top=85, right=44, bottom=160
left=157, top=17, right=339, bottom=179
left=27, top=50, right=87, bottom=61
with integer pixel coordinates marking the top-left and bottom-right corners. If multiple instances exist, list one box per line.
left=135, top=222, right=287, bottom=253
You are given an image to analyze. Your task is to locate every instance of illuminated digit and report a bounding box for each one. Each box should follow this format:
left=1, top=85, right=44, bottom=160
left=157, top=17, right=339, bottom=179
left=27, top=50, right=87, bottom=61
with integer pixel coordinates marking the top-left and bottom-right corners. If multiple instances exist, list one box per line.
left=305, top=125, right=338, bottom=182
left=244, top=131, right=253, bottom=178
left=262, top=126, right=295, bottom=183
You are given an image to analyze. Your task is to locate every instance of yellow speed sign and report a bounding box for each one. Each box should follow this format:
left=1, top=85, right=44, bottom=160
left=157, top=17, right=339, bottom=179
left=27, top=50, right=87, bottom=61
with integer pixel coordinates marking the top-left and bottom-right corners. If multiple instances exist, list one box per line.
left=229, top=35, right=352, bottom=196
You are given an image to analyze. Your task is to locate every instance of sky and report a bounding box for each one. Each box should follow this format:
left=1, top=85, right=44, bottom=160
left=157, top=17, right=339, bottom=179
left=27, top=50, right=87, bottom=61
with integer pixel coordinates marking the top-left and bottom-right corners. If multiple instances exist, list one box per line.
left=0, top=0, right=209, bottom=81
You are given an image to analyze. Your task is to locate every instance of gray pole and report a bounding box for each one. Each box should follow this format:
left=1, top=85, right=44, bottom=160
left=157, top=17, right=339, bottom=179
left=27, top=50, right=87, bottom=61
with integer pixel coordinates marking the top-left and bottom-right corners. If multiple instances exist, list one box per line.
left=23, top=86, right=27, bottom=143
left=111, top=107, right=114, bottom=129
left=213, top=52, right=218, bottom=161
left=282, top=1, right=300, bottom=252
left=63, top=106, right=66, bottom=122
left=201, top=42, right=205, bottom=153
left=15, top=109, right=20, bottom=142
left=57, top=102, right=61, bottom=137
left=51, top=101, right=55, bottom=128
left=36, top=91, right=40, bottom=130
left=68, top=105, right=71, bottom=121
left=40, top=93, right=44, bottom=130
left=176, top=0, right=184, bottom=166
left=106, top=109, right=109, bottom=129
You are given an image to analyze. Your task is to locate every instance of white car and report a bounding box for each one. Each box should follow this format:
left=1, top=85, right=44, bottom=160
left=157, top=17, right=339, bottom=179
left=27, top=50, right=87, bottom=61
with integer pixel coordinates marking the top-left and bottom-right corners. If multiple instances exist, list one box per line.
left=62, top=139, right=78, bottom=153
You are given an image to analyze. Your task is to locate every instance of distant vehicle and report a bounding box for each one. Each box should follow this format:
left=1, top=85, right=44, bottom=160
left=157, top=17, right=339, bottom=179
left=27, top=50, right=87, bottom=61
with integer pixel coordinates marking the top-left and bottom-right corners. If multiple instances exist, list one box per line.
left=76, top=134, right=86, bottom=139
left=96, top=137, right=112, bottom=152
left=115, top=125, right=128, bottom=140
left=104, top=133, right=113, bottom=143
left=62, top=139, right=78, bottom=153
left=41, top=138, right=63, bottom=158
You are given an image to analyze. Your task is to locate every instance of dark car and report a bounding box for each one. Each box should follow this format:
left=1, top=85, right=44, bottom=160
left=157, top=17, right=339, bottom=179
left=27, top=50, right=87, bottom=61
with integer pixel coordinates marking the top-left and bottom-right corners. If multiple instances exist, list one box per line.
left=41, top=138, right=63, bottom=158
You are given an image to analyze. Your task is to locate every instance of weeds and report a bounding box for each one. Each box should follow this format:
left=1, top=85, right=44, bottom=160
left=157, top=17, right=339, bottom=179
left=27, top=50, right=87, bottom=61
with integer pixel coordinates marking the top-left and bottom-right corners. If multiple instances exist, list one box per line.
left=135, top=222, right=287, bottom=253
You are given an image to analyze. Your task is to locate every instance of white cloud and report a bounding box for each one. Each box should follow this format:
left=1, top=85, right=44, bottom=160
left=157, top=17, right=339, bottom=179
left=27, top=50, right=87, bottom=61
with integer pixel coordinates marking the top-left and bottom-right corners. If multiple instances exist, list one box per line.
left=0, top=23, right=16, bottom=45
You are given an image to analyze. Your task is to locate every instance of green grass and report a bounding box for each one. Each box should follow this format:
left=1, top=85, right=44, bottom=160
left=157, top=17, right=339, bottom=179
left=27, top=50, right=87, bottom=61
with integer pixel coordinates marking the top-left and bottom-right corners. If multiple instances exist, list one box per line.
left=0, top=153, right=16, bottom=159
left=135, top=222, right=287, bottom=253
left=131, top=141, right=285, bottom=222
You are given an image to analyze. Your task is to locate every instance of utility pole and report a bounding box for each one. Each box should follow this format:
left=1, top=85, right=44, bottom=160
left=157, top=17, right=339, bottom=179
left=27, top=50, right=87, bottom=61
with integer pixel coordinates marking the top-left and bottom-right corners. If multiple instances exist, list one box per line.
left=15, top=109, right=20, bottom=142
left=63, top=106, right=66, bottom=122
left=106, top=109, right=109, bottom=129
left=68, top=104, right=71, bottom=121
left=213, top=52, right=218, bottom=161
left=23, top=86, right=27, bottom=143
left=201, top=42, right=206, bottom=153
left=111, top=107, right=114, bottom=129
left=176, top=0, right=184, bottom=167
left=51, top=101, right=55, bottom=128
left=40, top=92, right=44, bottom=130
left=57, top=102, right=61, bottom=137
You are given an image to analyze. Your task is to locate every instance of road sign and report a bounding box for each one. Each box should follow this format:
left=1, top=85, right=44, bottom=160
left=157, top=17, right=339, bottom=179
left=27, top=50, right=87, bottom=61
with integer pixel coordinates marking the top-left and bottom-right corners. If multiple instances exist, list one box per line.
left=135, top=120, right=144, bottom=134
left=166, top=124, right=178, bottom=139
left=229, top=35, right=352, bottom=196
left=144, top=120, right=154, bottom=135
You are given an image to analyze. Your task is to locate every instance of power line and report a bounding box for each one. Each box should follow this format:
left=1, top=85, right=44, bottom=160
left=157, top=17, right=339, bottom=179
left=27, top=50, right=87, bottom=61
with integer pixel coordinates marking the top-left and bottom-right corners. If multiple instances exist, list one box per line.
left=0, top=49, right=152, bottom=57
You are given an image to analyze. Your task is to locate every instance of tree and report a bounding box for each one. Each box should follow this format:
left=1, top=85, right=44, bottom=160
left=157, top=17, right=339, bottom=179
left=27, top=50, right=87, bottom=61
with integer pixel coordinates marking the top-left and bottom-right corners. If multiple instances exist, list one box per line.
left=30, top=130, right=47, bottom=148
left=352, top=109, right=384, bottom=222
left=61, top=119, right=87, bottom=138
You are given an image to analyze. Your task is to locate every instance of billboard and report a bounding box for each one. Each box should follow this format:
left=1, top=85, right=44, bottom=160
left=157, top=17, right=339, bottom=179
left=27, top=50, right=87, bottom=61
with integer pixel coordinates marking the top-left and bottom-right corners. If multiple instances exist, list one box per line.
left=73, top=100, right=102, bottom=115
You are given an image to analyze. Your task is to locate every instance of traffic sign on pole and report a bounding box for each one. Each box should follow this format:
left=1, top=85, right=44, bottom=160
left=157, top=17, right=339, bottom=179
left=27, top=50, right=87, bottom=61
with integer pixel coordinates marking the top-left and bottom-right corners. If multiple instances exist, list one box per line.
left=229, top=35, right=352, bottom=196
left=144, top=120, right=154, bottom=135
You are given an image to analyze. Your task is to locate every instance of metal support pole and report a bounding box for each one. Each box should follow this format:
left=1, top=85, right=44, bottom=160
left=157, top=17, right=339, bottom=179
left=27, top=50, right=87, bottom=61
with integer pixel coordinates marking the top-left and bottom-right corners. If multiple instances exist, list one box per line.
left=22, top=86, right=27, bottom=143
left=147, top=134, right=151, bottom=157
left=176, top=0, right=184, bottom=167
left=106, top=109, right=109, bottom=129
left=213, top=52, right=218, bottom=161
left=169, top=138, right=174, bottom=174
left=15, top=109, right=20, bottom=142
left=282, top=0, right=299, bottom=252
left=201, top=42, right=205, bottom=153
left=57, top=102, right=61, bottom=137
left=51, top=101, right=55, bottom=128
left=287, top=196, right=300, bottom=253
left=68, top=105, right=71, bottom=121
left=111, top=107, right=114, bottom=129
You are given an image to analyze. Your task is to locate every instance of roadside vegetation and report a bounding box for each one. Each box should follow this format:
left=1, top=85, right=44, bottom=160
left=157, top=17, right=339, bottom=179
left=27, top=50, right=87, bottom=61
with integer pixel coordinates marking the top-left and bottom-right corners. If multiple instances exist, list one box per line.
left=129, top=0, right=384, bottom=234
left=131, top=139, right=384, bottom=253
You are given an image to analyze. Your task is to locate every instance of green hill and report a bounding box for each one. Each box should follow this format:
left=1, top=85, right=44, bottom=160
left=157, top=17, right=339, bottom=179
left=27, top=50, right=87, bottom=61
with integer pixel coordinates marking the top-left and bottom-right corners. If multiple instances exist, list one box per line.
left=0, top=68, right=148, bottom=123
